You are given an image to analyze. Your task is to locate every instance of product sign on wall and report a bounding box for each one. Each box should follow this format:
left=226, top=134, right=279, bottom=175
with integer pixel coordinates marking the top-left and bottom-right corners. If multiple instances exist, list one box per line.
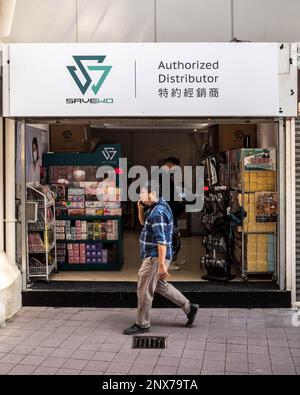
left=3, top=43, right=288, bottom=117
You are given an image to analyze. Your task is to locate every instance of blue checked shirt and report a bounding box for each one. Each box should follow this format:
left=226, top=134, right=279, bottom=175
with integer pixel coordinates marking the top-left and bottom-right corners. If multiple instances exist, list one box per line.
left=140, top=198, right=174, bottom=260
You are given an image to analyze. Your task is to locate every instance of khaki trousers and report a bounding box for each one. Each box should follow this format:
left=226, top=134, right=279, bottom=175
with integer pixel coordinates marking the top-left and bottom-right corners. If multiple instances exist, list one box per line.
left=136, top=257, right=190, bottom=328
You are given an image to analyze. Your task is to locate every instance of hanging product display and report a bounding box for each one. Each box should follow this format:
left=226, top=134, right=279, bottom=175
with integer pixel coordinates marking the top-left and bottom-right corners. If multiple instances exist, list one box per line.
left=200, top=163, right=234, bottom=281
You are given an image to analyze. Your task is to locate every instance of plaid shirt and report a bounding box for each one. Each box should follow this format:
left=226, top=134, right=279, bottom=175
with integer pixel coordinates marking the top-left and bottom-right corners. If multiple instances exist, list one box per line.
left=140, top=198, right=174, bottom=260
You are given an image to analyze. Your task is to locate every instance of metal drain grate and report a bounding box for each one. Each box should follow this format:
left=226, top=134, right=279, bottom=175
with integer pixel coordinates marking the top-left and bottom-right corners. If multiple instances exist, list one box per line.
left=132, top=336, right=166, bottom=349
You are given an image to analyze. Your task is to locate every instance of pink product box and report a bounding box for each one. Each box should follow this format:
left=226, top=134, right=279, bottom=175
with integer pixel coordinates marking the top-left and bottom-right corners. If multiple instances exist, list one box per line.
left=79, top=182, right=98, bottom=189
left=85, top=208, right=103, bottom=216
left=75, top=221, right=81, bottom=227
left=67, top=202, right=85, bottom=209
left=68, top=209, right=85, bottom=216
left=86, top=187, right=98, bottom=195
left=103, top=208, right=122, bottom=216
left=68, top=196, right=85, bottom=203
left=68, top=188, right=85, bottom=196
left=85, top=201, right=103, bottom=208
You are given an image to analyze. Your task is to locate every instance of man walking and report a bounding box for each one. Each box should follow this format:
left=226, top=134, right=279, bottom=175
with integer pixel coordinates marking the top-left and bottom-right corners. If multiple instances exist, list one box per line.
left=123, top=181, right=198, bottom=335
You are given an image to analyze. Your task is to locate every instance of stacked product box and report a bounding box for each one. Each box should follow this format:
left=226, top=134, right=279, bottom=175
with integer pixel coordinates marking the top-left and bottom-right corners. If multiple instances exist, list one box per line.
left=229, top=148, right=277, bottom=275
left=67, top=188, right=85, bottom=216
left=86, top=243, right=106, bottom=264
left=233, top=231, right=276, bottom=273
left=106, top=220, right=118, bottom=240
left=67, top=243, right=86, bottom=264
left=57, top=243, right=66, bottom=263
left=231, top=192, right=276, bottom=233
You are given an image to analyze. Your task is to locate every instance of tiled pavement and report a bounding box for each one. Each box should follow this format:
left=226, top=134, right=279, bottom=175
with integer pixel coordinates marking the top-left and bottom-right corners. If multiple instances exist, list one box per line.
left=0, top=307, right=299, bottom=375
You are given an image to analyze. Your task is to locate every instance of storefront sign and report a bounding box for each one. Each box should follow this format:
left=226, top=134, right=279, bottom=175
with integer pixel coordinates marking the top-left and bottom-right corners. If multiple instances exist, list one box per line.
left=4, top=43, right=282, bottom=117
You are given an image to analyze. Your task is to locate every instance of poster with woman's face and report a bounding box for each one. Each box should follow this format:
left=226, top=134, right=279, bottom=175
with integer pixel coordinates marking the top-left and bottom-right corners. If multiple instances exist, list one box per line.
left=26, top=126, right=46, bottom=184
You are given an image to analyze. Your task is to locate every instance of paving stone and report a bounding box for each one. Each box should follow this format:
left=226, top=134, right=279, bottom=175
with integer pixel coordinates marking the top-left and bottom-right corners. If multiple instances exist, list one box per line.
left=0, top=353, right=25, bottom=364
left=225, top=361, right=249, bottom=373
left=106, top=362, right=131, bottom=374
left=9, top=364, right=37, bottom=375
left=21, top=355, right=47, bottom=366
left=176, top=367, right=201, bottom=375
left=97, top=343, right=122, bottom=353
left=70, top=349, right=96, bottom=360
left=56, top=368, right=81, bottom=375
left=247, top=345, right=269, bottom=355
left=84, top=360, right=110, bottom=372
left=178, top=358, right=202, bottom=369
left=129, top=363, right=155, bottom=375
left=202, top=359, right=225, bottom=371
left=80, top=370, right=104, bottom=375
left=30, top=347, right=56, bottom=357
left=152, top=365, right=178, bottom=375
left=62, top=358, right=88, bottom=370
left=182, top=349, right=204, bottom=360
left=0, top=363, right=15, bottom=374
left=271, top=364, right=296, bottom=375
left=226, top=352, right=248, bottom=363
left=204, top=351, right=226, bottom=361
left=226, top=344, right=247, bottom=353
left=32, top=366, right=58, bottom=375
left=201, top=370, right=225, bottom=375
left=134, top=355, right=159, bottom=365
left=91, top=351, right=116, bottom=362
left=157, top=356, right=181, bottom=367
left=205, top=343, right=226, bottom=352
left=41, top=357, right=67, bottom=368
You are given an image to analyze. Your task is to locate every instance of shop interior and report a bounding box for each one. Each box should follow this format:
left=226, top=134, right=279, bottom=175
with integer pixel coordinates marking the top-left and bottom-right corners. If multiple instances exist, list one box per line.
left=19, top=119, right=279, bottom=284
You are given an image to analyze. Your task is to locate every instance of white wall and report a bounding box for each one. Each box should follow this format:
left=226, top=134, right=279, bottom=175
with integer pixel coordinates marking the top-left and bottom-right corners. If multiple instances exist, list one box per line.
left=1, top=0, right=300, bottom=43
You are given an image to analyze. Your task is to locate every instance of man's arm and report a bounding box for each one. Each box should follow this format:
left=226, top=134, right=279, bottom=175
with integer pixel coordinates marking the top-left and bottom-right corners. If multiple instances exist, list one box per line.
left=157, top=243, right=169, bottom=280
left=137, top=200, right=145, bottom=225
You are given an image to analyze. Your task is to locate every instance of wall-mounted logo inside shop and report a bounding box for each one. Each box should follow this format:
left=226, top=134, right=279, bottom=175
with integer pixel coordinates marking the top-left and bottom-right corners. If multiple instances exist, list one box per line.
left=102, top=147, right=117, bottom=160
left=66, top=56, right=113, bottom=104
left=62, top=130, right=72, bottom=141
left=234, top=130, right=244, bottom=140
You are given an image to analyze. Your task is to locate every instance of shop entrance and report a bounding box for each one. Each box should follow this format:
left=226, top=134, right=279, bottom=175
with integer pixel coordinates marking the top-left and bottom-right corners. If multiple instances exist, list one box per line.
left=17, top=118, right=284, bottom=290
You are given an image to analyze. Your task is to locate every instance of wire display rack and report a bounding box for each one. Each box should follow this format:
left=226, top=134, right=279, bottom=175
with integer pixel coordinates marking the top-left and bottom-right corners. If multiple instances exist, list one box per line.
left=26, top=184, right=57, bottom=282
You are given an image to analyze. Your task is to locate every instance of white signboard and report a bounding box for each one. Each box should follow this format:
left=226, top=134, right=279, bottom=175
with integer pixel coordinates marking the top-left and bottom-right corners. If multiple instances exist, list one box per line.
left=4, top=43, right=282, bottom=117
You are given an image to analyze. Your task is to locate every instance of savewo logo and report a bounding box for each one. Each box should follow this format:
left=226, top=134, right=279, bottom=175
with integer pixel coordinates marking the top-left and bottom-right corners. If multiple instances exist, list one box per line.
left=67, top=56, right=112, bottom=95
left=102, top=147, right=117, bottom=160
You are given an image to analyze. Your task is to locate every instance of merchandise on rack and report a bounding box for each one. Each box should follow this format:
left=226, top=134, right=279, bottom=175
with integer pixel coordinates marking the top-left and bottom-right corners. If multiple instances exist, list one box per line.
left=26, top=184, right=57, bottom=281
left=43, top=145, right=123, bottom=271
left=228, top=148, right=278, bottom=280
left=200, top=165, right=234, bottom=281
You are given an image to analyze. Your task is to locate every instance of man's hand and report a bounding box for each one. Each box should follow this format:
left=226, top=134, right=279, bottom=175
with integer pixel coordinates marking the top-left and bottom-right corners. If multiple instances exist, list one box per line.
left=158, top=264, right=169, bottom=280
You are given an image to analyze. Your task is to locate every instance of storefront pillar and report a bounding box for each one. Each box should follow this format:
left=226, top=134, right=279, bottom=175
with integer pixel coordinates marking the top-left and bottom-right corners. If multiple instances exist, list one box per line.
left=284, top=117, right=297, bottom=306
left=0, top=117, right=21, bottom=321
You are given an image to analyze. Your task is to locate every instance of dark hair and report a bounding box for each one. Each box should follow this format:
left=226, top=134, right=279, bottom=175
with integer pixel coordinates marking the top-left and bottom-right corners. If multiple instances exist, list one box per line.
left=32, top=137, right=39, bottom=163
left=162, top=157, right=180, bottom=166
left=141, top=180, right=161, bottom=198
